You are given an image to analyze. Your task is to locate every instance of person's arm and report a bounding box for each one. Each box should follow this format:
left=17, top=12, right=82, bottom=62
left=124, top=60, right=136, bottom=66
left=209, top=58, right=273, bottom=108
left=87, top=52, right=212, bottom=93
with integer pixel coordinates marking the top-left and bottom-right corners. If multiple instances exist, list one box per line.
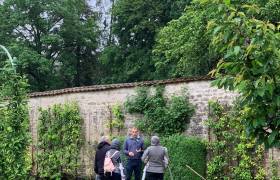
left=141, top=147, right=149, bottom=163
left=141, top=140, right=144, bottom=152
left=124, top=139, right=129, bottom=156
left=136, top=139, right=144, bottom=153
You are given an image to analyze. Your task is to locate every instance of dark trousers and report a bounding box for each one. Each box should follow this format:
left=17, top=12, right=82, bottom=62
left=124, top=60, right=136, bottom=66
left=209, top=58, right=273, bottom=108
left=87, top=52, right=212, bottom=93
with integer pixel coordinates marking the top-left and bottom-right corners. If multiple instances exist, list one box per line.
left=126, top=159, right=142, bottom=180
left=146, top=172, right=164, bottom=180
left=99, top=174, right=109, bottom=180
left=103, top=172, right=121, bottom=180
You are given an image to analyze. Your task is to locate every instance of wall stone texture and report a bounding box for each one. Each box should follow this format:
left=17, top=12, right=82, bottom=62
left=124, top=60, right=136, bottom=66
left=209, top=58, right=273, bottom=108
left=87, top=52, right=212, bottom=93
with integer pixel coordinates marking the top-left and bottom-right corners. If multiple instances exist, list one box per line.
left=28, top=79, right=279, bottom=177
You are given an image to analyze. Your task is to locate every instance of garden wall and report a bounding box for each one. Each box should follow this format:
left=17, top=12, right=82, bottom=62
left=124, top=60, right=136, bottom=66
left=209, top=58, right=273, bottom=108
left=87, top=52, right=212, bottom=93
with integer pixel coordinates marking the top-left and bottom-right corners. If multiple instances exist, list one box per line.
left=27, top=77, right=279, bottom=177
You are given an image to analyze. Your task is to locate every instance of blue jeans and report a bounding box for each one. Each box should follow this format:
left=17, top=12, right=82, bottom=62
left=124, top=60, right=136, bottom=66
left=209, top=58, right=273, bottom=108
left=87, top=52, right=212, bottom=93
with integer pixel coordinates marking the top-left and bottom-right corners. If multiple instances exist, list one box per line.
left=126, top=159, right=142, bottom=180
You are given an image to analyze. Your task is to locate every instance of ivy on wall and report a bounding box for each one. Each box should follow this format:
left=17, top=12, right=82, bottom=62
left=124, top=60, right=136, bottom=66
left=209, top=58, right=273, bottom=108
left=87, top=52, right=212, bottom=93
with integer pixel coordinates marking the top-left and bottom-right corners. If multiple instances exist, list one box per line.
left=207, top=100, right=266, bottom=179
left=0, top=65, right=30, bottom=179
left=36, top=102, right=83, bottom=179
left=125, top=86, right=194, bottom=135
left=270, top=158, right=280, bottom=180
left=107, top=104, right=125, bottom=136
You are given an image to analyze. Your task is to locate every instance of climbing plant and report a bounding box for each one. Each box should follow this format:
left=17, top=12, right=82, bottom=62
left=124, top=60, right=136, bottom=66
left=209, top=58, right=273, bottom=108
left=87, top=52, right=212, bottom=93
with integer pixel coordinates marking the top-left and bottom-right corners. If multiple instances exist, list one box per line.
left=36, top=102, right=83, bottom=179
left=207, top=101, right=266, bottom=179
left=0, top=63, right=30, bottom=179
left=107, top=104, right=125, bottom=136
left=125, top=86, right=194, bottom=135
left=270, top=158, right=280, bottom=180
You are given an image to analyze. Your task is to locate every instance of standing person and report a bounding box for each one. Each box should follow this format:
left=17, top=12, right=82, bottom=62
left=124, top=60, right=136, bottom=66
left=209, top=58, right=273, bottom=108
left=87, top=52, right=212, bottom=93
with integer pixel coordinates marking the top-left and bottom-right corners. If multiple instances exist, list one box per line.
left=141, top=136, right=169, bottom=180
left=94, top=136, right=111, bottom=180
left=124, top=127, right=144, bottom=180
left=104, top=139, right=125, bottom=180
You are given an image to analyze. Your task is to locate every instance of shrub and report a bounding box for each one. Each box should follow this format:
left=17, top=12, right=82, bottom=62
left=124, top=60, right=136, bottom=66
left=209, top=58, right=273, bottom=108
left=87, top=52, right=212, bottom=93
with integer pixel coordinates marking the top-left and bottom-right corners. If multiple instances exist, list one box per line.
left=36, top=102, right=83, bottom=179
left=125, top=86, right=194, bottom=136
left=206, top=101, right=266, bottom=179
left=161, top=135, right=207, bottom=180
left=0, top=67, right=30, bottom=179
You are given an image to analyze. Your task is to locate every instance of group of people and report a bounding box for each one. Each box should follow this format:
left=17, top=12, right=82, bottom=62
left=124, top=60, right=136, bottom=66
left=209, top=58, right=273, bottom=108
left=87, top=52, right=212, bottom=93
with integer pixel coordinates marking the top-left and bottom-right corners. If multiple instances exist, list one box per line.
left=94, top=127, right=169, bottom=180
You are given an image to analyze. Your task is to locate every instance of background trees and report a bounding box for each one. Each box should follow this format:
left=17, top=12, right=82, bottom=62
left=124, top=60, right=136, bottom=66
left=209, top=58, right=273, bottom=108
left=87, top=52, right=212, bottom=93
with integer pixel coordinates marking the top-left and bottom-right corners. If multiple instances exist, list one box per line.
left=0, top=0, right=100, bottom=91
left=99, top=0, right=192, bottom=83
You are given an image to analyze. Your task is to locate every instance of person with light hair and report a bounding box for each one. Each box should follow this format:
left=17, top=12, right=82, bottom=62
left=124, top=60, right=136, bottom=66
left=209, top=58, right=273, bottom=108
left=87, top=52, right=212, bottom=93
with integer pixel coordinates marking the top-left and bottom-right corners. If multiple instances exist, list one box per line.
left=94, top=136, right=111, bottom=180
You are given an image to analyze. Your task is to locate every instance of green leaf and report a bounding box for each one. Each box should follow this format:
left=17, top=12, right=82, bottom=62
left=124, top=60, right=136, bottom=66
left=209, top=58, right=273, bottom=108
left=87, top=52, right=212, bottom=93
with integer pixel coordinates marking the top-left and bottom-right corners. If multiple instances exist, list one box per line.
left=224, top=0, right=231, bottom=6
left=257, top=88, right=265, bottom=97
left=213, top=26, right=222, bottom=35
left=268, top=131, right=278, bottom=146
left=277, top=96, right=280, bottom=107
left=234, top=46, right=241, bottom=55
left=253, top=119, right=266, bottom=128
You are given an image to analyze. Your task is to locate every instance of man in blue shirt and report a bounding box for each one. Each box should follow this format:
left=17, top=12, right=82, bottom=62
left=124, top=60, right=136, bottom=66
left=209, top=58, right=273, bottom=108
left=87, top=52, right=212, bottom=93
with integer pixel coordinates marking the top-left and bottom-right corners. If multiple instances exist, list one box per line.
left=124, top=127, right=144, bottom=180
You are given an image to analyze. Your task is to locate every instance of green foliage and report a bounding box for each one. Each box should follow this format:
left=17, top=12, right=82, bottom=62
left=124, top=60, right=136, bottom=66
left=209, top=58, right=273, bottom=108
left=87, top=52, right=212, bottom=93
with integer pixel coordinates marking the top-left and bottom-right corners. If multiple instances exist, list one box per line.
left=107, top=104, right=125, bottom=136
left=262, top=0, right=280, bottom=24
left=0, top=63, right=30, bottom=178
left=208, top=2, right=280, bottom=147
left=206, top=101, right=266, bottom=179
left=100, top=0, right=192, bottom=83
left=161, top=134, right=207, bottom=180
left=125, top=86, right=194, bottom=135
left=36, top=102, right=83, bottom=178
left=270, top=158, right=280, bottom=180
left=153, top=0, right=220, bottom=78
left=152, top=0, right=276, bottom=79
left=0, top=0, right=100, bottom=91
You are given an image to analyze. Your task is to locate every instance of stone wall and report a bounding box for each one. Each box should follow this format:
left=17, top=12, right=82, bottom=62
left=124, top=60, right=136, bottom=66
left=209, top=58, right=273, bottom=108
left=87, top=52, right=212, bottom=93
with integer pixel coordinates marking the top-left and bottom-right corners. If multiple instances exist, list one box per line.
left=28, top=78, right=279, bottom=177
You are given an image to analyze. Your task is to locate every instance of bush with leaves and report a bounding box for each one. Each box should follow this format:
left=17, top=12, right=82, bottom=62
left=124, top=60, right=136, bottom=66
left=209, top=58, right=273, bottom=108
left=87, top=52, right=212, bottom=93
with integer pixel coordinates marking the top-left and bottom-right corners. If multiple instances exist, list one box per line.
left=36, top=102, right=83, bottom=178
left=207, top=101, right=266, bottom=179
left=161, top=134, right=207, bottom=180
left=153, top=0, right=221, bottom=78
left=208, top=0, right=280, bottom=147
left=125, top=86, right=194, bottom=136
left=0, top=63, right=30, bottom=179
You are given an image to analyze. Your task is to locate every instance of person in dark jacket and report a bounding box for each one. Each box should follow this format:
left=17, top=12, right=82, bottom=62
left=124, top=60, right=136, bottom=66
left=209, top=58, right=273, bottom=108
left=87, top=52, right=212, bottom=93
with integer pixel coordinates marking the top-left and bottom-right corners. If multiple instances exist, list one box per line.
left=141, top=136, right=169, bottom=180
left=95, top=136, right=111, bottom=180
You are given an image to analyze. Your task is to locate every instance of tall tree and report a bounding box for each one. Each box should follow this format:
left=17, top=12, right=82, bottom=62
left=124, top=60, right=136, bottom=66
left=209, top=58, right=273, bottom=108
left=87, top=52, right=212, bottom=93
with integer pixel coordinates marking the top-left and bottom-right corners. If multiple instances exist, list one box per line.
left=100, top=0, right=192, bottom=83
left=152, top=0, right=280, bottom=79
left=153, top=1, right=220, bottom=78
left=208, top=0, right=280, bottom=147
left=0, top=0, right=100, bottom=91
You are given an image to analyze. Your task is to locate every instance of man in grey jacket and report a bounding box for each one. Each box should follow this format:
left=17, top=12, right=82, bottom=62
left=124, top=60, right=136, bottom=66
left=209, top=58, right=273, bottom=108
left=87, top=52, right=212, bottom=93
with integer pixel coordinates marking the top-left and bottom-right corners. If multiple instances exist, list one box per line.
left=141, top=136, right=169, bottom=180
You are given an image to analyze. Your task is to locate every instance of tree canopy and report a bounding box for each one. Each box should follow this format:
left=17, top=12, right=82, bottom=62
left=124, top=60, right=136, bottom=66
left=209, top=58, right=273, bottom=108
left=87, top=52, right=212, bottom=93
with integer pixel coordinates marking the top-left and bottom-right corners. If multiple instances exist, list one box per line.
left=208, top=0, right=280, bottom=147
left=0, top=0, right=100, bottom=91
left=99, top=0, right=192, bottom=83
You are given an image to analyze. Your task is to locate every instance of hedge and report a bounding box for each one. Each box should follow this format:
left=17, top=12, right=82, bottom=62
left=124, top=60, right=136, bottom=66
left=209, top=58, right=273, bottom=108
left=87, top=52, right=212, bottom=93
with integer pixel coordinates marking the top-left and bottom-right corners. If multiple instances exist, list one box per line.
left=161, top=134, right=207, bottom=180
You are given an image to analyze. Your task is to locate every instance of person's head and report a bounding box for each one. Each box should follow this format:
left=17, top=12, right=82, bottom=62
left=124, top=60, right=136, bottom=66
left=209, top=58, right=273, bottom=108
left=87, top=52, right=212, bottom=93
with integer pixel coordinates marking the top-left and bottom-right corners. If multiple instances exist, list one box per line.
left=130, top=127, right=139, bottom=138
left=151, top=136, right=160, bottom=146
left=111, top=139, right=121, bottom=150
left=99, top=136, right=110, bottom=143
